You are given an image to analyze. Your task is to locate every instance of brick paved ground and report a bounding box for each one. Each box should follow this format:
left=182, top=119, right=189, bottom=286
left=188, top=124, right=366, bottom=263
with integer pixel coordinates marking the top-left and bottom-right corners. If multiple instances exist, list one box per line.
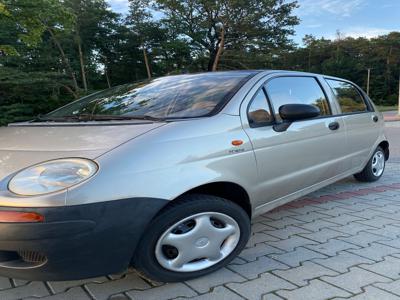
left=2, top=123, right=400, bottom=300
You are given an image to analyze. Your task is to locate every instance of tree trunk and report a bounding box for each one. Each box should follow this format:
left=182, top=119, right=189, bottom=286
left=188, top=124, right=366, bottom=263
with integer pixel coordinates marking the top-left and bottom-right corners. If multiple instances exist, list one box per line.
left=105, top=65, right=111, bottom=88
left=335, top=30, right=342, bottom=64
left=60, top=84, right=78, bottom=99
left=336, top=43, right=340, bottom=63
left=78, top=40, right=88, bottom=92
left=47, top=28, right=79, bottom=92
left=398, top=74, right=400, bottom=116
left=212, top=26, right=225, bottom=72
left=386, top=46, right=393, bottom=94
left=207, top=50, right=217, bottom=71
left=142, top=47, right=152, bottom=79
left=100, top=54, right=111, bottom=88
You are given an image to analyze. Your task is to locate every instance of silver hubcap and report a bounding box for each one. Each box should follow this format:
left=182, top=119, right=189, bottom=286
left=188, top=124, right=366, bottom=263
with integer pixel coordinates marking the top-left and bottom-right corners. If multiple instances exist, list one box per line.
left=155, top=212, right=240, bottom=272
left=372, top=151, right=385, bottom=177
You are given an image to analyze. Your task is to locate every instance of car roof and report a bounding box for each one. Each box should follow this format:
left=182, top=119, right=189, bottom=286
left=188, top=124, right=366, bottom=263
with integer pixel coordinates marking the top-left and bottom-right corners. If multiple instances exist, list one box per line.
left=156, top=70, right=353, bottom=85
left=204, top=70, right=350, bottom=83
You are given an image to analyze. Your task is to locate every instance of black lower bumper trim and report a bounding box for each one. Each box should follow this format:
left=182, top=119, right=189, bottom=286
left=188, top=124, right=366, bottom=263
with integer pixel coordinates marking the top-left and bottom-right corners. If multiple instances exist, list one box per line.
left=0, top=197, right=167, bottom=281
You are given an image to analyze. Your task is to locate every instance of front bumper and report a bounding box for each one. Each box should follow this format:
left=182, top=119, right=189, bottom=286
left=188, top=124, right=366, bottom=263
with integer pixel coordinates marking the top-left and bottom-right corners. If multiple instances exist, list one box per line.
left=0, top=197, right=167, bottom=281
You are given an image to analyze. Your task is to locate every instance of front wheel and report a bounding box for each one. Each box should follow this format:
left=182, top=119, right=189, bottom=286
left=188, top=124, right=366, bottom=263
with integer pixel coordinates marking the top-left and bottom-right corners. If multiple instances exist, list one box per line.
left=133, top=194, right=251, bottom=282
left=354, top=146, right=386, bottom=182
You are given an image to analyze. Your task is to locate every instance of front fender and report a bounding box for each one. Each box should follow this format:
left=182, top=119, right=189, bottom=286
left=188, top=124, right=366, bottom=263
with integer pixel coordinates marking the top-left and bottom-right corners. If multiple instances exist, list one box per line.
left=66, top=116, right=259, bottom=206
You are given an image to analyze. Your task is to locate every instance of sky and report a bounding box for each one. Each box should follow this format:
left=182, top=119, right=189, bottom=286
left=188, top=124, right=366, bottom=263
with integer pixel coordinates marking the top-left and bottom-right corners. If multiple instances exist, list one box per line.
left=106, top=0, right=400, bottom=44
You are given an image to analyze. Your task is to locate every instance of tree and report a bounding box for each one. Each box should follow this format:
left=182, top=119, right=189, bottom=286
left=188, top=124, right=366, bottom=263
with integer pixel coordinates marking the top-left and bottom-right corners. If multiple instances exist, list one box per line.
left=2, top=0, right=79, bottom=92
left=0, top=1, right=18, bottom=55
left=127, top=0, right=155, bottom=79
left=1, top=0, right=400, bottom=127
left=64, top=0, right=118, bottom=91
left=154, top=0, right=299, bottom=70
left=273, top=32, right=400, bottom=105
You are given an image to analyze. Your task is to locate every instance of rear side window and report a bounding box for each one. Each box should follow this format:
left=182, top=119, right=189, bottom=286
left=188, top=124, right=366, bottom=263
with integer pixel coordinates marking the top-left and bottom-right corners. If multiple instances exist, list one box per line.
left=248, top=89, right=273, bottom=126
left=326, top=79, right=368, bottom=114
left=265, top=77, right=331, bottom=122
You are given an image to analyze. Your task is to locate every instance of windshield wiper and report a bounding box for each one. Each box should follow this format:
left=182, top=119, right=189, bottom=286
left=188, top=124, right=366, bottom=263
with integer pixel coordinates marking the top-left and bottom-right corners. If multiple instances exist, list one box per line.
left=33, top=114, right=88, bottom=122
left=33, top=114, right=165, bottom=122
left=89, top=114, right=165, bottom=122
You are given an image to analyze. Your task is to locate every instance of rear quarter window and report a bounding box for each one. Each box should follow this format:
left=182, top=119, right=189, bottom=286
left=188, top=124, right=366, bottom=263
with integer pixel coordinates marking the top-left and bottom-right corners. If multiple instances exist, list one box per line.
left=325, top=79, right=368, bottom=114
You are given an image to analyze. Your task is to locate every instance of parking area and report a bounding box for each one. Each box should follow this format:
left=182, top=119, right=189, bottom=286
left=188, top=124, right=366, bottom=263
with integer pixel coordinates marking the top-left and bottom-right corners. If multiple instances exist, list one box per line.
left=1, top=123, right=400, bottom=300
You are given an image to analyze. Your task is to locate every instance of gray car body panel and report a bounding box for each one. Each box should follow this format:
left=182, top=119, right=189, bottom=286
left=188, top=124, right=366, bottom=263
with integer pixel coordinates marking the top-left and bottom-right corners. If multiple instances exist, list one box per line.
left=0, top=71, right=387, bottom=216
left=0, top=122, right=165, bottom=206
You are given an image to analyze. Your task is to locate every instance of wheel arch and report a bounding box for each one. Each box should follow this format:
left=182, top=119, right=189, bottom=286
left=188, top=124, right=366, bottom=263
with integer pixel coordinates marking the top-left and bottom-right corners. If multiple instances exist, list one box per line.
left=378, top=140, right=389, bottom=160
left=172, top=182, right=252, bottom=218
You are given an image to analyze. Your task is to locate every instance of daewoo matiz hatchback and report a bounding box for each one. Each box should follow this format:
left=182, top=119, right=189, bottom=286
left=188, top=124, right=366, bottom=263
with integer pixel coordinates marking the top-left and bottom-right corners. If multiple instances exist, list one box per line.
left=0, top=70, right=389, bottom=282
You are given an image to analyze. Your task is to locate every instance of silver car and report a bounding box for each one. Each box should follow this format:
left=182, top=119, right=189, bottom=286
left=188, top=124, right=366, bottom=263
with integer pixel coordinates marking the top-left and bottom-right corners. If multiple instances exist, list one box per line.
left=0, top=70, right=388, bottom=282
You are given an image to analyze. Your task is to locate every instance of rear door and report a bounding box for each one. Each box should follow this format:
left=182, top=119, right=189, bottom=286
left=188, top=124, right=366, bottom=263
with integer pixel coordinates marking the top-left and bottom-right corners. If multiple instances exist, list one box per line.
left=325, top=79, right=380, bottom=169
left=242, top=75, right=348, bottom=208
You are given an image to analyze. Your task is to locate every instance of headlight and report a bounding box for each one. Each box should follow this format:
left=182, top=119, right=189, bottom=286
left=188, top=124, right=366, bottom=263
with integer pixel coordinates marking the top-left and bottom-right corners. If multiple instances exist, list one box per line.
left=8, top=158, right=98, bottom=196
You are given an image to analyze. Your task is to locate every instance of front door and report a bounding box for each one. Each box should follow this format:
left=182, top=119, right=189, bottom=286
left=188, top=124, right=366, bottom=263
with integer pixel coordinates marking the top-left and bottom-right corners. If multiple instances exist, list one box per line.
left=243, top=75, right=348, bottom=208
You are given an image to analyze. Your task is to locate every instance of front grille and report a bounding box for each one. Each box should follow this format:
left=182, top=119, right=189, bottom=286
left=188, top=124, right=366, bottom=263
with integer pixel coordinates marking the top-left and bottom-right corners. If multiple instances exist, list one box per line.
left=18, top=251, right=46, bottom=263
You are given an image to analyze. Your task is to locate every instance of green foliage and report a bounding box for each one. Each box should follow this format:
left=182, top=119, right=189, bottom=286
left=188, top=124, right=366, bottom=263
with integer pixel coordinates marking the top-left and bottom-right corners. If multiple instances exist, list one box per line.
left=2, top=0, right=75, bottom=47
left=273, top=33, right=400, bottom=105
left=153, top=0, right=299, bottom=70
left=0, top=66, right=71, bottom=124
left=0, top=0, right=399, bottom=126
left=0, top=2, right=9, bottom=15
left=0, top=45, right=18, bottom=55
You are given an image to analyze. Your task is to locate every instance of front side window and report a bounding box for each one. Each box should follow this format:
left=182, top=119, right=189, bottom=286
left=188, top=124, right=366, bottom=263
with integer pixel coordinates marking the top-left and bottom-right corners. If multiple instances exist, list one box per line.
left=46, top=72, right=255, bottom=120
left=248, top=89, right=273, bottom=126
left=325, top=79, right=368, bottom=114
left=265, top=77, right=331, bottom=122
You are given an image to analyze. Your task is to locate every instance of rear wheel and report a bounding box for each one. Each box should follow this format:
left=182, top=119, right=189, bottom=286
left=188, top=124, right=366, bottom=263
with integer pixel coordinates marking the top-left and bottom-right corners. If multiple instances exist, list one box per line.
left=133, top=194, right=250, bottom=282
left=354, top=146, right=385, bottom=182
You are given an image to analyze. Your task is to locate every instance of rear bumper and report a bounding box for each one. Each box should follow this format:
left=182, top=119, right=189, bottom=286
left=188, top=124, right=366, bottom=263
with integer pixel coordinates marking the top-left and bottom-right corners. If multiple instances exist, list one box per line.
left=0, top=197, right=167, bottom=281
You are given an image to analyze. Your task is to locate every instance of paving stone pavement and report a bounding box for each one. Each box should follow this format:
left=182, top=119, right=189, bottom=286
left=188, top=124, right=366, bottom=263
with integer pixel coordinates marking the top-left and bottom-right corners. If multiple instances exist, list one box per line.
left=3, top=161, right=400, bottom=299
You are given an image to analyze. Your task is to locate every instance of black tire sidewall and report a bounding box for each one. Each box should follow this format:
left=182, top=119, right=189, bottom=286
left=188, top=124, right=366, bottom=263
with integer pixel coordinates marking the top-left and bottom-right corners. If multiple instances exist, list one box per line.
left=367, top=147, right=385, bottom=179
left=355, top=146, right=385, bottom=182
left=133, top=195, right=251, bottom=282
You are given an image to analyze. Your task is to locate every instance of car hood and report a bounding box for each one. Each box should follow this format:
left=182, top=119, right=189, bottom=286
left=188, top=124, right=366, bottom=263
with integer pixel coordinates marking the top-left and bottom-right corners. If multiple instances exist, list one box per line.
left=0, top=122, right=165, bottom=180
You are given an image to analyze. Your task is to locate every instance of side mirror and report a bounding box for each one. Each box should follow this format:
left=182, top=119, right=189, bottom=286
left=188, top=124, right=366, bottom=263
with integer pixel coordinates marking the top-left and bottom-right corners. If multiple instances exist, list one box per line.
left=273, top=104, right=320, bottom=132
left=279, top=104, right=320, bottom=122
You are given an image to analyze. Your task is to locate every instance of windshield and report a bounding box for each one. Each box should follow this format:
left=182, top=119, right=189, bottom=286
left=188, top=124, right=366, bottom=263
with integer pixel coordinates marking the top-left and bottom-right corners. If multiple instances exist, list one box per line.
left=46, top=72, right=256, bottom=120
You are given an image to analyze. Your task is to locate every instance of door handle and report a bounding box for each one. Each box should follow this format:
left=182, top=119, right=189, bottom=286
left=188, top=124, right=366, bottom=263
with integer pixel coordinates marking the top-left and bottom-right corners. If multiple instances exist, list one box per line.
left=372, top=115, right=379, bottom=122
left=328, top=121, right=340, bottom=131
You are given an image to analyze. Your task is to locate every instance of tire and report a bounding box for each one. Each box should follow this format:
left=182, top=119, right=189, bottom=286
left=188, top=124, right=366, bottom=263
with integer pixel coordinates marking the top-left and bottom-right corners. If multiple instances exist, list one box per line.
left=354, top=146, right=386, bottom=182
left=133, top=194, right=251, bottom=282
